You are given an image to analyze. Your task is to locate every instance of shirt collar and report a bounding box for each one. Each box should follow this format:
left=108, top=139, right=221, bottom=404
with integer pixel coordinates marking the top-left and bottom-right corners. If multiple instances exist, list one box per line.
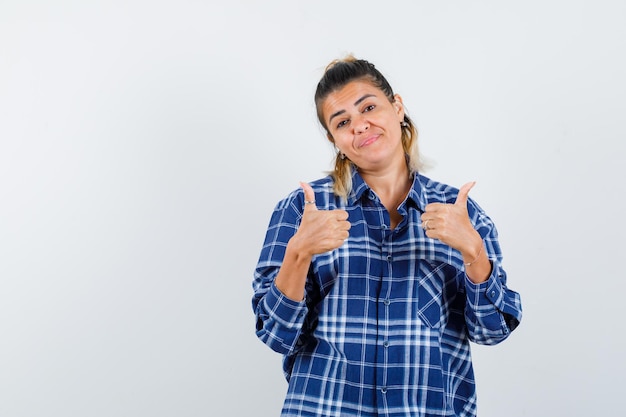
left=347, top=168, right=430, bottom=212
left=407, top=174, right=429, bottom=212
left=349, top=169, right=370, bottom=204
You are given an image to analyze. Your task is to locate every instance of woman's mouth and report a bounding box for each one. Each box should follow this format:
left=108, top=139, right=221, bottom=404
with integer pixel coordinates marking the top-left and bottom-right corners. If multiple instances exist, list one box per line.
left=358, top=134, right=380, bottom=148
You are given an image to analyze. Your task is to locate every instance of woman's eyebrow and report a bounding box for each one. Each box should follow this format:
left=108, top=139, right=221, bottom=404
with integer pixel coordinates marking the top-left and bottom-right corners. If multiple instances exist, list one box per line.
left=328, top=109, right=345, bottom=124
left=354, top=93, right=375, bottom=107
left=328, top=94, right=376, bottom=124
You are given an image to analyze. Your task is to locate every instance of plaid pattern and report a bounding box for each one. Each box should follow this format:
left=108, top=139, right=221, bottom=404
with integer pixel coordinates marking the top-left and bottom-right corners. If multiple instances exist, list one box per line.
left=252, top=171, right=522, bottom=417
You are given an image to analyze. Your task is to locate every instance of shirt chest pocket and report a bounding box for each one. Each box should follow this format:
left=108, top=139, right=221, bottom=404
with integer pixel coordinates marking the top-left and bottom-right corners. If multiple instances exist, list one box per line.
left=415, top=262, right=449, bottom=329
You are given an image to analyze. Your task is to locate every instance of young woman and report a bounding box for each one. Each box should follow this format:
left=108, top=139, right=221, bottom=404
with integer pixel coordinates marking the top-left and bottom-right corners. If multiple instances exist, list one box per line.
left=252, top=56, right=522, bottom=417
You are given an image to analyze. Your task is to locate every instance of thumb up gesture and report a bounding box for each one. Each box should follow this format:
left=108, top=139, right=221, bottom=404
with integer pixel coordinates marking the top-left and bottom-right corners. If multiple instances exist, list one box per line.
left=293, top=182, right=351, bottom=256
left=420, top=181, right=480, bottom=254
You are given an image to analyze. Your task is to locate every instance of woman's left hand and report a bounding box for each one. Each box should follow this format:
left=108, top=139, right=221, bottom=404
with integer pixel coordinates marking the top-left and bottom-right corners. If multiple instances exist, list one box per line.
left=420, top=181, right=481, bottom=255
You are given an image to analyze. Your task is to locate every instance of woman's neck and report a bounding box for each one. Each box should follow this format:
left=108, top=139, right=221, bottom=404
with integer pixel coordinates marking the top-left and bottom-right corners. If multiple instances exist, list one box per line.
left=359, top=162, right=412, bottom=228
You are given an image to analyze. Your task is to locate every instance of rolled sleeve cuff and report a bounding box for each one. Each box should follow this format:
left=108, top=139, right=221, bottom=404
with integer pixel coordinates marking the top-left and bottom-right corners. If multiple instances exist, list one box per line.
left=262, top=282, right=308, bottom=329
left=465, top=267, right=505, bottom=310
left=464, top=264, right=515, bottom=343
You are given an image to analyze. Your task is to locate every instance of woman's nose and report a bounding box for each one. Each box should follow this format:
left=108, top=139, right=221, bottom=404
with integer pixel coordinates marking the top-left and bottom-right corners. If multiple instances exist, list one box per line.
left=353, top=115, right=369, bottom=134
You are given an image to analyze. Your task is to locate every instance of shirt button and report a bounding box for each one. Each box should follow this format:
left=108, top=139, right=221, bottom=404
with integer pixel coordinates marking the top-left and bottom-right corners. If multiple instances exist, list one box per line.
left=490, top=290, right=496, bottom=297
left=382, top=224, right=388, bottom=230
left=383, top=299, right=390, bottom=306
left=383, top=341, right=389, bottom=348
left=381, top=387, right=387, bottom=394
left=386, top=255, right=392, bottom=261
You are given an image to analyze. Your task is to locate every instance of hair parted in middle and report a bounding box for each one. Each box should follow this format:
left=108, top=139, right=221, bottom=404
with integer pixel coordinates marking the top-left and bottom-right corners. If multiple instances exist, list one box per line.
left=314, top=55, right=423, bottom=199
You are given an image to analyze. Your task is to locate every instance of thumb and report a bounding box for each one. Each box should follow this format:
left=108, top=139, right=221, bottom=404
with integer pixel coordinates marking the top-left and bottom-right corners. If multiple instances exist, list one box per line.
left=300, top=182, right=318, bottom=211
left=454, top=181, right=476, bottom=207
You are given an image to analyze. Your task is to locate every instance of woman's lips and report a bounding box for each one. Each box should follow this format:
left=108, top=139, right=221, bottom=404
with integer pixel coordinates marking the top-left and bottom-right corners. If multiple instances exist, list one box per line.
left=358, top=134, right=380, bottom=148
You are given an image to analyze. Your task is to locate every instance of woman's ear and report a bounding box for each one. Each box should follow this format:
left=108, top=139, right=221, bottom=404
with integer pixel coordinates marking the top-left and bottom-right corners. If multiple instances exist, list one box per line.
left=393, top=94, right=405, bottom=121
left=326, top=132, right=335, bottom=144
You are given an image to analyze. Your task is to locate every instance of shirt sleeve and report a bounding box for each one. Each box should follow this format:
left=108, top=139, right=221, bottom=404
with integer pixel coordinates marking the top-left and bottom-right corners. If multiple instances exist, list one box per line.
left=251, top=192, right=309, bottom=355
left=463, top=264, right=522, bottom=345
left=462, top=197, right=523, bottom=345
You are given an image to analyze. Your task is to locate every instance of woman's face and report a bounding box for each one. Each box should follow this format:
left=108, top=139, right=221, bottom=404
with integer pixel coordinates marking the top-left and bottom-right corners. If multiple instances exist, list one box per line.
left=321, top=79, right=405, bottom=173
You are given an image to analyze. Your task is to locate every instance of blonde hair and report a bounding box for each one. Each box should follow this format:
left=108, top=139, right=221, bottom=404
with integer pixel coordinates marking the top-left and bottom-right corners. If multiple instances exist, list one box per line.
left=314, top=55, right=423, bottom=199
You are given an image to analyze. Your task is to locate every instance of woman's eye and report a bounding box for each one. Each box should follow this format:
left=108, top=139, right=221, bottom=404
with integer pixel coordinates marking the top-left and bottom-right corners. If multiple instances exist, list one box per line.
left=363, top=105, right=375, bottom=112
left=337, top=120, right=348, bottom=129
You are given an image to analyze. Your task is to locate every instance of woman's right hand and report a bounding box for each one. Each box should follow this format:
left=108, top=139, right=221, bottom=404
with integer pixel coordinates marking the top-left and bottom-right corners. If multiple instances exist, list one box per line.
left=291, top=182, right=351, bottom=256
left=275, top=182, right=351, bottom=301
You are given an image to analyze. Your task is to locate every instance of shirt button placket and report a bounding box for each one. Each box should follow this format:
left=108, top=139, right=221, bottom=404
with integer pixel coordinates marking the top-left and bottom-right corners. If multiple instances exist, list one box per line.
left=379, top=223, right=392, bottom=407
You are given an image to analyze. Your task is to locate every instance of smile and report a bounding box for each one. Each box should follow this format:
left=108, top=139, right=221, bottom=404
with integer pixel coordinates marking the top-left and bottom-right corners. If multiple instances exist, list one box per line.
left=357, top=134, right=380, bottom=148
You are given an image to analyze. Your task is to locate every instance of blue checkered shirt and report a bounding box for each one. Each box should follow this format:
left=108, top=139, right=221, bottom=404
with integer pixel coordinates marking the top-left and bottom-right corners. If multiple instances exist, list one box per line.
left=252, top=171, right=522, bottom=417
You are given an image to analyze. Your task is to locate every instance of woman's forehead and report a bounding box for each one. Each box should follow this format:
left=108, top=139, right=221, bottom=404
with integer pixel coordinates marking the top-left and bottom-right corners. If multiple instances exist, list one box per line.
left=323, top=81, right=384, bottom=111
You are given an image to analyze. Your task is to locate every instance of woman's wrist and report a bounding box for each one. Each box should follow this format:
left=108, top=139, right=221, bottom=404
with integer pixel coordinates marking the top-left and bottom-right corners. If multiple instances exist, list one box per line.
left=463, top=239, right=484, bottom=267
left=462, top=234, right=491, bottom=283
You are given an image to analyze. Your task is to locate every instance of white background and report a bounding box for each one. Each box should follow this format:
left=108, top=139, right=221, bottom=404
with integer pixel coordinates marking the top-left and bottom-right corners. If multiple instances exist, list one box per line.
left=1, top=1, right=625, bottom=416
